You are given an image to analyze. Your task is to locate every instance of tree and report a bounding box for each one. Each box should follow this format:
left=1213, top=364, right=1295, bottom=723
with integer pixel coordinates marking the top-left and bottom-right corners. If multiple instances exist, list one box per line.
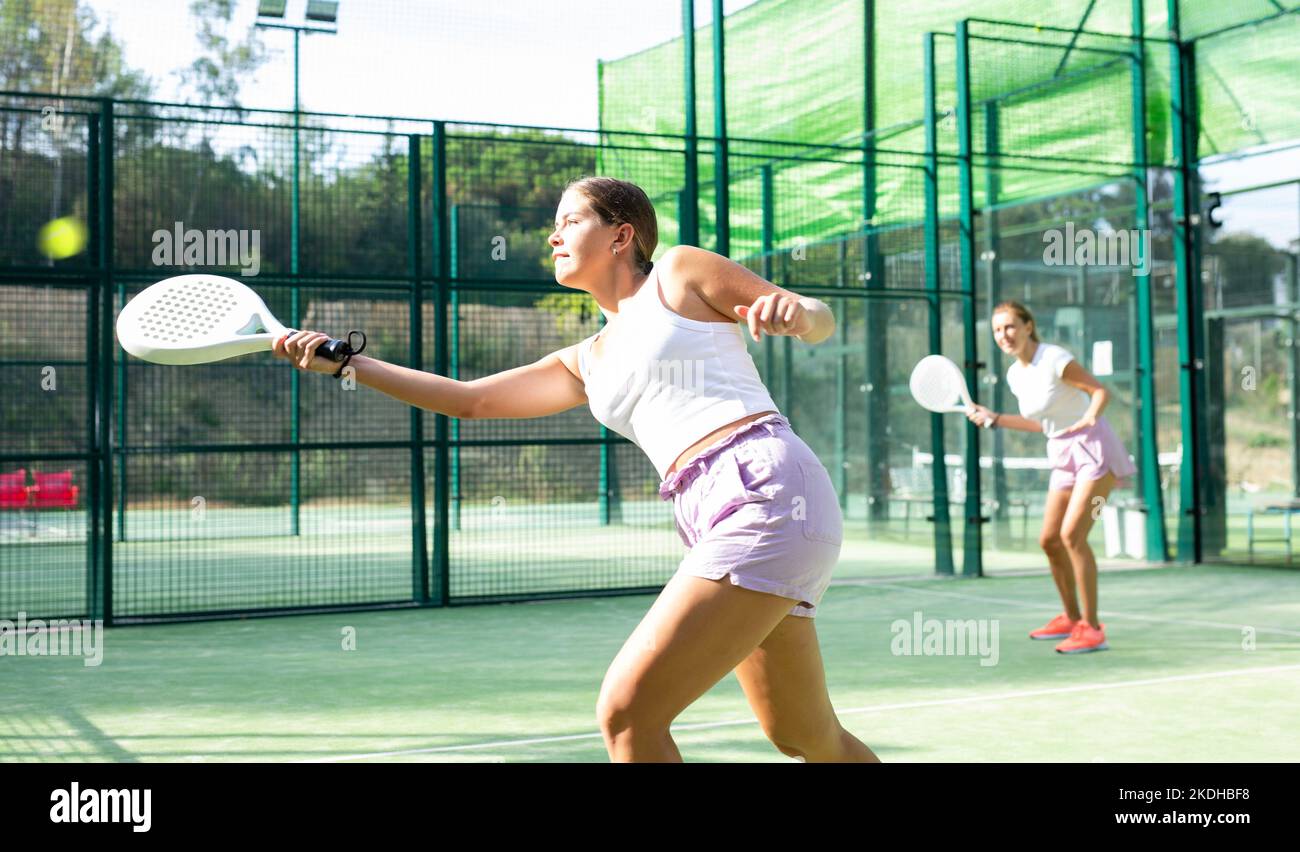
left=0, top=0, right=153, bottom=262
left=174, top=0, right=268, bottom=222
left=175, top=0, right=267, bottom=107
left=1207, top=233, right=1288, bottom=310
left=0, top=0, right=152, bottom=98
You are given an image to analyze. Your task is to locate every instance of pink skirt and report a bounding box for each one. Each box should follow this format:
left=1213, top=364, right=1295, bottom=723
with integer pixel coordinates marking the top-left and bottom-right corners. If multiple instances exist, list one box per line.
left=1045, top=415, right=1137, bottom=492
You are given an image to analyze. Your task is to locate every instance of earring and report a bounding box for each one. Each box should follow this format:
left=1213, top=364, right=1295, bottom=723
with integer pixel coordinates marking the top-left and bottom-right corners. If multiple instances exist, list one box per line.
left=612, top=247, right=618, bottom=255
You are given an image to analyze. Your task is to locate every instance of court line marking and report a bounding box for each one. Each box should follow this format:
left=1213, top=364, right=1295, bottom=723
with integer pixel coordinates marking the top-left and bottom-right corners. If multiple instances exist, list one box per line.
left=299, top=663, right=1300, bottom=762
left=863, top=582, right=1300, bottom=637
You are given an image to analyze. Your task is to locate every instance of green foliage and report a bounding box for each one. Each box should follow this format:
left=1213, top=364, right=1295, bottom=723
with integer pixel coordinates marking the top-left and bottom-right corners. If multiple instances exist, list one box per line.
left=0, top=0, right=152, bottom=98
left=535, top=291, right=597, bottom=334
left=1208, top=233, right=1288, bottom=310
left=1247, top=432, right=1285, bottom=449
left=0, top=0, right=156, bottom=265
left=179, top=0, right=268, bottom=107
left=446, top=128, right=597, bottom=211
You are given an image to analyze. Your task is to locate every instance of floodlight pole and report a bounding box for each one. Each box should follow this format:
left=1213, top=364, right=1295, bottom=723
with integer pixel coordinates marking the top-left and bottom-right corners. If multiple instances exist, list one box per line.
left=256, top=17, right=337, bottom=537
left=254, top=22, right=331, bottom=271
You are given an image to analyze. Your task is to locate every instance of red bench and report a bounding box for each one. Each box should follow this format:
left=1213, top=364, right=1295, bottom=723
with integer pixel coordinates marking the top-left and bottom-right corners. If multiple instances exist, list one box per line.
left=0, top=469, right=29, bottom=510
left=30, top=470, right=79, bottom=509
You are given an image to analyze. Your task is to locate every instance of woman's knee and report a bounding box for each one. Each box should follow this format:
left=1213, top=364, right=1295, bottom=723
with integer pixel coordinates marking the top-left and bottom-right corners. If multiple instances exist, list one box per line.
left=596, top=679, right=668, bottom=738
left=766, top=720, right=845, bottom=760
left=758, top=702, right=843, bottom=758
left=1039, top=530, right=1065, bottom=552
left=1060, top=522, right=1090, bottom=552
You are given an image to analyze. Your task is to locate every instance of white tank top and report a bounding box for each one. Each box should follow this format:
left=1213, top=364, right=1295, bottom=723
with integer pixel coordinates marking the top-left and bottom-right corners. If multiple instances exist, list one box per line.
left=577, top=266, right=780, bottom=479
left=1006, top=341, right=1091, bottom=438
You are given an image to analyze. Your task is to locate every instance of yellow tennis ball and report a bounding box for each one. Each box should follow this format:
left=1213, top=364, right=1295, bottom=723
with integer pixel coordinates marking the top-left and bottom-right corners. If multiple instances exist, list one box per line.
left=37, top=216, right=88, bottom=260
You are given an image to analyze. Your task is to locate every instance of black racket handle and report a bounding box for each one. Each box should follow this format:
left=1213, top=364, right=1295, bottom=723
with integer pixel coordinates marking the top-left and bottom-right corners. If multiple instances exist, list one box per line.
left=284, top=330, right=365, bottom=363
left=316, top=337, right=352, bottom=362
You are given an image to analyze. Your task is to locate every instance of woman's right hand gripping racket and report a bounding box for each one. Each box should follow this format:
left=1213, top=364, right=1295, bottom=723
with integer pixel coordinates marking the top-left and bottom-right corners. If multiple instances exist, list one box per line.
left=909, top=354, right=993, bottom=428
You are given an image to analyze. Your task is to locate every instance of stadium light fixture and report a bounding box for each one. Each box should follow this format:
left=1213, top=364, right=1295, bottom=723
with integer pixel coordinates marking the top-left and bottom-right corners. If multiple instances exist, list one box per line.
left=256, top=0, right=287, bottom=18
left=305, top=1, right=339, bottom=24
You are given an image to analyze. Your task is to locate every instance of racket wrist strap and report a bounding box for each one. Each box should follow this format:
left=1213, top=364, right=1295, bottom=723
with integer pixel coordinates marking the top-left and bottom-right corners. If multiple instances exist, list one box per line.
left=332, top=330, right=367, bottom=379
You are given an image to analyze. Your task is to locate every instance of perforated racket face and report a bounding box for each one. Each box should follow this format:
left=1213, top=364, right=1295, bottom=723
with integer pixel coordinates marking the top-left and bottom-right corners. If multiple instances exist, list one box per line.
left=132, top=277, right=242, bottom=343
left=909, top=355, right=968, bottom=413
left=117, top=274, right=288, bottom=364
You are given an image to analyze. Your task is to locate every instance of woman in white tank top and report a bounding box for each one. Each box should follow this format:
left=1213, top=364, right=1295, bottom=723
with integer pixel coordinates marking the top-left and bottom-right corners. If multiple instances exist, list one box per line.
left=966, top=300, right=1136, bottom=655
left=554, top=178, right=880, bottom=762
left=275, top=176, right=878, bottom=763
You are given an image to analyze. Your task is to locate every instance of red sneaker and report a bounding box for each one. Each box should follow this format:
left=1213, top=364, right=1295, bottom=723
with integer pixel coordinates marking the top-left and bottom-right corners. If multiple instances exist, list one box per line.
left=1029, top=613, right=1077, bottom=640
left=1055, top=621, right=1109, bottom=654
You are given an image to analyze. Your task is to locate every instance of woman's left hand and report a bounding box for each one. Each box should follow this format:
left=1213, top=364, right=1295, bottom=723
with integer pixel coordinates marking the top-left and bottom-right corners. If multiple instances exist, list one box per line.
left=734, top=294, right=814, bottom=342
left=1060, top=414, right=1098, bottom=435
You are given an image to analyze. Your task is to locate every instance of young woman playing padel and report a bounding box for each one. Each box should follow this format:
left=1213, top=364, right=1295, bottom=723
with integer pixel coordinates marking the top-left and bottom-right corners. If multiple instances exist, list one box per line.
left=274, top=177, right=878, bottom=762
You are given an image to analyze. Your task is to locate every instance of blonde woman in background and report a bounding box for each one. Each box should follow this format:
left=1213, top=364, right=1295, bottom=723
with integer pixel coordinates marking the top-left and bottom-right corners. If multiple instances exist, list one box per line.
left=966, top=300, right=1136, bottom=654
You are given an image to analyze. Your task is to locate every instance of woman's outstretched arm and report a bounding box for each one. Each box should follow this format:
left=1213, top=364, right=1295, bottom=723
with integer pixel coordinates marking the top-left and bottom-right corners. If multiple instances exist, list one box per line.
left=273, top=331, right=588, bottom=420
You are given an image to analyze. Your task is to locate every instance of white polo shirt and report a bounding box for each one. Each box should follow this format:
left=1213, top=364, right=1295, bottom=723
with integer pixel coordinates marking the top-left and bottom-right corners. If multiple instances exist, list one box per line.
left=1005, top=342, right=1091, bottom=438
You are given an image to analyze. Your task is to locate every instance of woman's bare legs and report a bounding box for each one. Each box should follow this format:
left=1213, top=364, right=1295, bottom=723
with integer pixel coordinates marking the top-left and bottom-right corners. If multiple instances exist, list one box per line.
left=1059, top=472, right=1116, bottom=627
left=597, top=572, right=802, bottom=762
left=1039, top=488, right=1082, bottom=621
left=733, top=614, right=879, bottom=762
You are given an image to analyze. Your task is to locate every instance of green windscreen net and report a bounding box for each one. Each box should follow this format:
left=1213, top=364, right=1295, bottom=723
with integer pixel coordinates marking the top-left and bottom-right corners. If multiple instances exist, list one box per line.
left=598, top=0, right=1300, bottom=251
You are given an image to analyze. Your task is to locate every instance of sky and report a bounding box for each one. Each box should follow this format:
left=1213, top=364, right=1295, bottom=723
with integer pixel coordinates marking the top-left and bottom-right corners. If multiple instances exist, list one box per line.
left=1200, top=145, right=1300, bottom=250
left=87, top=0, right=759, bottom=129
left=83, top=0, right=1298, bottom=248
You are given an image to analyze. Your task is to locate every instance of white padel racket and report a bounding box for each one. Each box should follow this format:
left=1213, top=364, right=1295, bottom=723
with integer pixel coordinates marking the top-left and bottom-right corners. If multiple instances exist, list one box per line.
left=116, top=274, right=359, bottom=365
left=909, top=354, right=992, bottom=428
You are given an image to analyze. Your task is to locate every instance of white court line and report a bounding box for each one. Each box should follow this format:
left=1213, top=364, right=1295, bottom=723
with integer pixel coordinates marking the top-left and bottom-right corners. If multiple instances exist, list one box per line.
left=300, top=663, right=1300, bottom=763
left=863, top=581, right=1300, bottom=637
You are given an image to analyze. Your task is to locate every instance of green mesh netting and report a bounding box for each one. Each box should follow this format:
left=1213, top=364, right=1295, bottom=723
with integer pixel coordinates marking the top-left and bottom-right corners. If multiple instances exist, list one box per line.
left=597, top=0, right=1299, bottom=252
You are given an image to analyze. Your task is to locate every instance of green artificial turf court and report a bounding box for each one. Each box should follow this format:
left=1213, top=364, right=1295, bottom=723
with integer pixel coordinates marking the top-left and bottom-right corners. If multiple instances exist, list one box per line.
left=4, top=561, right=1296, bottom=763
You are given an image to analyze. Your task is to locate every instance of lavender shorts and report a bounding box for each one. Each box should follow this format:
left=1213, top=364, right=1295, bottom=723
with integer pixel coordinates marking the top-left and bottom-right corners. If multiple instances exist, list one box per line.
left=1046, top=415, right=1137, bottom=491
left=658, top=414, right=843, bottom=618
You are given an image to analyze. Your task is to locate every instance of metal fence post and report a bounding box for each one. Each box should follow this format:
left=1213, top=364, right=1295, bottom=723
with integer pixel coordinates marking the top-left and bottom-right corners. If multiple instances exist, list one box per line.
left=409, top=133, right=430, bottom=604
left=449, top=205, right=461, bottom=532
left=863, top=0, right=889, bottom=530
left=1169, top=3, right=1208, bottom=562
left=431, top=121, right=451, bottom=606
left=924, top=33, right=956, bottom=576
left=681, top=0, right=699, bottom=247
left=86, top=110, right=101, bottom=622
left=983, top=100, right=1009, bottom=548
left=955, top=19, right=984, bottom=577
left=95, top=99, right=115, bottom=624
left=712, top=0, right=729, bottom=257
left=1131, top=2, right=1170, bottom=561
left=1291, top=251, right=1300, bottom=499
